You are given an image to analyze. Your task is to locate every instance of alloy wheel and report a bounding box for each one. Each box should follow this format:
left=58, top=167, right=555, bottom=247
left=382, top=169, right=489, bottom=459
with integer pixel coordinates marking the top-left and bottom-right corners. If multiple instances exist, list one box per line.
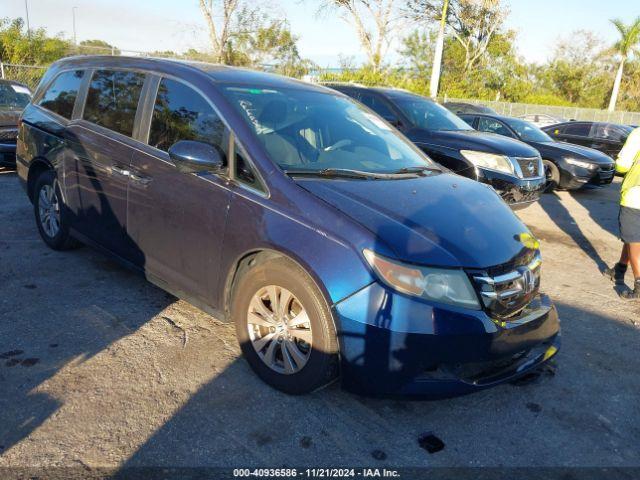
left=38, top=182, right=60, bottom=238
left=247, top=285, right=313, bottom=374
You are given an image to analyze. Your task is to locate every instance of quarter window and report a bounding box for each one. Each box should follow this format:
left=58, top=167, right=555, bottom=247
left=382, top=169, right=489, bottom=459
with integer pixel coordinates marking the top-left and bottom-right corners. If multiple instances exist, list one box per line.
left=234, top=142, right=263, bottom=191
left=149, top=78, right=227, bottom=155
left=592, top=123, right=625, bottom=141
left=83, top=70, right=145, bottom=136
left=38, top=70, right=84, bottom=119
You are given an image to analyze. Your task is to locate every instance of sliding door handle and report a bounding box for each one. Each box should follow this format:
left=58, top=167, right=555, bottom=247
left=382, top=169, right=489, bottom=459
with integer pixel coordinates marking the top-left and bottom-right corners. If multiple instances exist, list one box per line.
left=130, top=172, right=152, bottom=186
left=111, top=165, right=130, bottom=176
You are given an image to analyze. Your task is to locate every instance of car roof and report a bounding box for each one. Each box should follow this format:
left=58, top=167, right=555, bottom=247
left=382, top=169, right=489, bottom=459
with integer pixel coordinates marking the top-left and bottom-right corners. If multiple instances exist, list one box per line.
left=443, top=102, right=473, bottom=106
left=460, top=113, right=524, bottom=124
left=48, top=55, right=332, bottom=93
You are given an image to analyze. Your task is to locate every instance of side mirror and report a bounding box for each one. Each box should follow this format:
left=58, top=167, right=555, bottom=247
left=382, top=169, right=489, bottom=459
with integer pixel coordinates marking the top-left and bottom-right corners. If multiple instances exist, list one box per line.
left=168, top=140, right=226, bottom=174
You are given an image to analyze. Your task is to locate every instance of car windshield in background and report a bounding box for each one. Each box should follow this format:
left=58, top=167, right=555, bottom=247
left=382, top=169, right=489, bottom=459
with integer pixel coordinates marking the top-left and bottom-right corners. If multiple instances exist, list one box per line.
left=392, top=94, right=473, bottom=131
left=221, top=86, right=435, bottom=174
left=505, top=118, right=553, bottom=142
left=0, top=82, right=31, bottom=110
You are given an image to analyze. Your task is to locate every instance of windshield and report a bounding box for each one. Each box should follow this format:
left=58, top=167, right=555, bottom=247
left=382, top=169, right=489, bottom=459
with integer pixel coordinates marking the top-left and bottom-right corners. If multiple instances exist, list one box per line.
left=0, top=82, right=31, bottom=110
left=505, top=118, right=553, bottom=142
left=391, top=94, right=472, bottom=131
left=221, top=85, right=435, bottom=174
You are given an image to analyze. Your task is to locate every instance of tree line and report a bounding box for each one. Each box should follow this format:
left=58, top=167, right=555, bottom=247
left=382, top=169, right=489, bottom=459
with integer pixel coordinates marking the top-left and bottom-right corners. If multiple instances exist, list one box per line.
left=1, top=0, right=639, bottom=112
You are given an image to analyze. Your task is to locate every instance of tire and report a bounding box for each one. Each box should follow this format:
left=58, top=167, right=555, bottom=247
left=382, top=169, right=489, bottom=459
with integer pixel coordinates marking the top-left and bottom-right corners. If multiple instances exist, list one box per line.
left=232, top=256, right=339, bottom=394
left=543, top=160, right=560, bottom=193
left=33, top=169, right=79, bottom=250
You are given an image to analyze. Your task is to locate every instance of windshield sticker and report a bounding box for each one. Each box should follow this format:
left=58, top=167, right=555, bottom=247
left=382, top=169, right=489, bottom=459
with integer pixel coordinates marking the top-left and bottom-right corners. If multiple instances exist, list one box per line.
left=11, top=85, right=31, bottom=96
left=238, top=99, right=273, bottom=135
left=363, top=112, right=392, bottom=131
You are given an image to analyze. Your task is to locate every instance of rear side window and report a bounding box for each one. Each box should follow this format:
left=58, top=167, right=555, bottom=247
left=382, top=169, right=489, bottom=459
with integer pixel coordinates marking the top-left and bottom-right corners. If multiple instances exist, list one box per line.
left=459, top=115, right=476, bottom=127
left=38, top=70, right=84, bottom=119
left=358, top=93, right=397, bottom=121
left=83, top=70, right=145, bottom=136
left=149, top=78, right=227, bottom=153
left=563, top=123, right=590, bottom=136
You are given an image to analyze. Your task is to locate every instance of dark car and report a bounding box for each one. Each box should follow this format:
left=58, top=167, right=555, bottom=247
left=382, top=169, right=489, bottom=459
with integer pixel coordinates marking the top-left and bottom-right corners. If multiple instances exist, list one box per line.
left=17, top=56, right=559, bottom=398
left=443, top=101, right=498, bottom=115
left=461, top=114, right=616, bottom=192
left=542, top=121, right=633, bottom=158
left=0, top=79, right=32, bottom=166
left=327, top=85, right=545, bottom=208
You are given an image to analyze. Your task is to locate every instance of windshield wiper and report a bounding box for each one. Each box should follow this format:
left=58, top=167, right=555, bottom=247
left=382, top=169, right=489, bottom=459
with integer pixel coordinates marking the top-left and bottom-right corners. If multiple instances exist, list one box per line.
left=392, top=166, right=441, bottom=176
left=284, top=168, right=395, bottom=179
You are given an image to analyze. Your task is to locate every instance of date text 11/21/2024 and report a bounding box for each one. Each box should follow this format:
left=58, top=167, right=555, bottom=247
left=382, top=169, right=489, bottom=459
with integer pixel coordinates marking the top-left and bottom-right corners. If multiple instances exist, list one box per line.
left=232, top=468, right=401, bottom=477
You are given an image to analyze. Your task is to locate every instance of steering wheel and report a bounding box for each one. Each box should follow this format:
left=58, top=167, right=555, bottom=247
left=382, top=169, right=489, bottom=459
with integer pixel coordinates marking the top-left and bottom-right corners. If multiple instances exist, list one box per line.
left=323, top=139, right=353, bottom=152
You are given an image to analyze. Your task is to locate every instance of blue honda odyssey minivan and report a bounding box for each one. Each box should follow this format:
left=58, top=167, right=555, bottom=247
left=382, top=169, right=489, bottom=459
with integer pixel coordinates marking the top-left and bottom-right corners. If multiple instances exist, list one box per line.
left=17, top=56, right=560, bottom=397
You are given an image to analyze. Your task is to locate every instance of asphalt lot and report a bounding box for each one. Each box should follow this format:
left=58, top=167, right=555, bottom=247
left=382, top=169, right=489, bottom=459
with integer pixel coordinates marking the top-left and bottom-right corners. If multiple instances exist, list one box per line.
left=0, top=167, right=639, bottom=469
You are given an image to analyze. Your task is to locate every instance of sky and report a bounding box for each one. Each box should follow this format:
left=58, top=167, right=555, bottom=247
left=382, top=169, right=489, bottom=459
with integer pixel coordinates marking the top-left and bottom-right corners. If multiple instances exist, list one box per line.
left=3, top=0, right=639, bottom=66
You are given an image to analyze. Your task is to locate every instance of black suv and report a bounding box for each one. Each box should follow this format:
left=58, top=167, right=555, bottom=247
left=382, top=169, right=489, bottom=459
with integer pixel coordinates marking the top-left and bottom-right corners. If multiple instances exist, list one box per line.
left=327, top=85, right=545, bottom=208
left=542, top=121, right=633, bottom=158
left=0, top=79, right=31, bottom=167
left=461, top=114, right=616, bottom=192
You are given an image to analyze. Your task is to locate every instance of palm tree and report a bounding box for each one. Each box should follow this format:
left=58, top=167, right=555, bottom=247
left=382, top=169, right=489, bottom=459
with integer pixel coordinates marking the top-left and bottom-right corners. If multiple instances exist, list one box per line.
left=608, top=17, right=640, bottom=112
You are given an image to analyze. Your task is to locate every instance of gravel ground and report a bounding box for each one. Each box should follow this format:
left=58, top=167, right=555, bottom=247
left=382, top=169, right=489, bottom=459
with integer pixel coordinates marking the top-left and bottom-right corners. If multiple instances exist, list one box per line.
left=0, top=167, right=639, bottom=469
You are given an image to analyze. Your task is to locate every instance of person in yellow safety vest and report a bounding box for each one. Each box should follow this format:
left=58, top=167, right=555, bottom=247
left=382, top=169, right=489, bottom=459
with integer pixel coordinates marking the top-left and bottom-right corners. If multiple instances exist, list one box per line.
left=604, top=126, right=640, bottom=299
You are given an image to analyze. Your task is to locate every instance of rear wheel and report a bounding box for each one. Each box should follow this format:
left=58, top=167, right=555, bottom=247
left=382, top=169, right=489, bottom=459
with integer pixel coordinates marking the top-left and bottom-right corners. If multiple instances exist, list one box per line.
left=232, top=256, right=339, bottom=394
left=543, top=160, right=560, bottom=193
left=33, top=170, right=79, bottom=250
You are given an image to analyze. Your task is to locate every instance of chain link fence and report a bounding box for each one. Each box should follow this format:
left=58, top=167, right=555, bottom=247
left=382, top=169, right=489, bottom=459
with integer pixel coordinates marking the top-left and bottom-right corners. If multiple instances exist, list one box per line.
left=0, top=62, right=47, bottom=90
left=442, top=96, right=640, bottom=126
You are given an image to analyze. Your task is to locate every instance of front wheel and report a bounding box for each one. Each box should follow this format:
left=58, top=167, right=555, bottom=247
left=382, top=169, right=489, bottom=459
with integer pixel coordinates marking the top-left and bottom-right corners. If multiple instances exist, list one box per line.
left=543, top=160, right=560, bottom=193
left=33, top=170, right=79, bottom=250
left=232, top=256, right=339, bottom=394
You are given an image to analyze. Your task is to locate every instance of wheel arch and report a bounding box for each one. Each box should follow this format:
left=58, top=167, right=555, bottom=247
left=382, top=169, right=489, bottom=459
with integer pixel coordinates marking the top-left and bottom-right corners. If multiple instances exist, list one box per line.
left=27, top=157, right=55, bottom=202
left=222, top=247, right=343, bottom=378
left=222, top=248, right=335, bottom=323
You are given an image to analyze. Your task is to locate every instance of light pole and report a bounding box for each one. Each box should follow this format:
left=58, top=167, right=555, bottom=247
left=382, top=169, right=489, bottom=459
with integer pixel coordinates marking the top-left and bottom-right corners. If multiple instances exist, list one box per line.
left=429, top=0, right=450, bottom=100
left=24, top=0, right=31, bottom=40
left=72, top=7, right=78, bottom=45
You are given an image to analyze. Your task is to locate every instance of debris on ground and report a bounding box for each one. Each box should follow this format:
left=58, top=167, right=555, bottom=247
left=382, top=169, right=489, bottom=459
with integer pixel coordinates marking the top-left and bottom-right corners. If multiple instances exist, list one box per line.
left=418, top=433, right=445, bottom=454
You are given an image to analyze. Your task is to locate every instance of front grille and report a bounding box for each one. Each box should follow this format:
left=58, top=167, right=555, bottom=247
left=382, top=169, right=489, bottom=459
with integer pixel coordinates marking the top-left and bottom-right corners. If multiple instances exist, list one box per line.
left=468, top=253, right=541, bottom=319
left=0, top=128, right=18, bottom=143
left=594, top=163, right=615, bottom=184
left=515, top=157, right=542, bottom=178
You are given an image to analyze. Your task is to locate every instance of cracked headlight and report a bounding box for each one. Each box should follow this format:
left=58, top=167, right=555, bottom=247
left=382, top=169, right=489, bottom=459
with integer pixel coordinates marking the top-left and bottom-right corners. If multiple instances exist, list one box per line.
left=460, top=150, right=515, bottom=175
left=363, top=250, right=481, bottom=309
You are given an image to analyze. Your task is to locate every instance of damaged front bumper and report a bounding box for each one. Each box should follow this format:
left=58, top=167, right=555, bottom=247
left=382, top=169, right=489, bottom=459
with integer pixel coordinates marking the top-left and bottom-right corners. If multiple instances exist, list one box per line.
left=475, top=168, right=546, bottom=209
left=333, top=282, right=560, bottom=398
